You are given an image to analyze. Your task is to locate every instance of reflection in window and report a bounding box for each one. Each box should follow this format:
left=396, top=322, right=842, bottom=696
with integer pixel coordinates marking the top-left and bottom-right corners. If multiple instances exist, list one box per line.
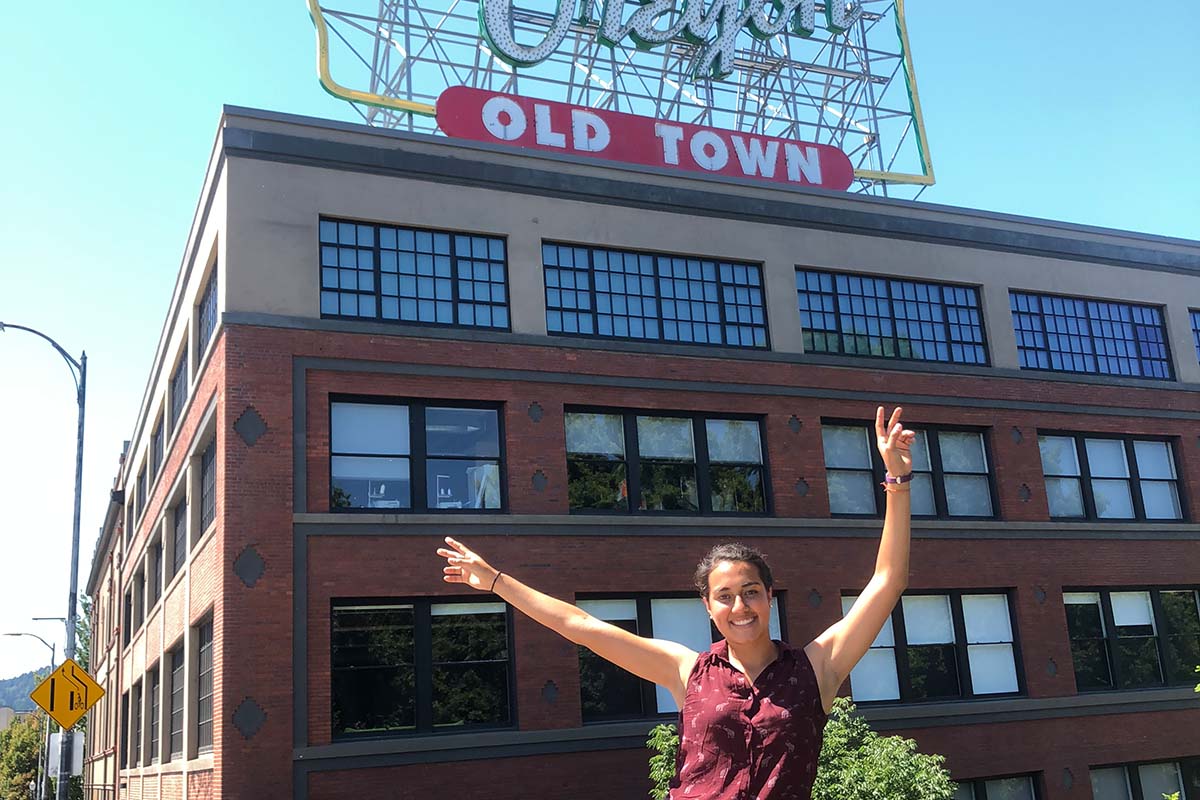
left=565, top=413, right=628, bottom=511
left=953, top=775, right=1037, bottom=800
left=431, top=603, right=510, bottom=728
left=332, top=605, right=415, bottom=736
left=425, top=408, right=501, bottom=510
left=1038, top=434, right=1182, bottom=520
left=1090, top=760, right=1199, bottom=800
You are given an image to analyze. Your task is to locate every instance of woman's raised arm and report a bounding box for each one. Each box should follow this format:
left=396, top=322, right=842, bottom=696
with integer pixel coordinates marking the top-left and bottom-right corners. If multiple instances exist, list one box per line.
left=806, top=406, right=914, bottom=711
left=437, top=537, right=699, bottom=707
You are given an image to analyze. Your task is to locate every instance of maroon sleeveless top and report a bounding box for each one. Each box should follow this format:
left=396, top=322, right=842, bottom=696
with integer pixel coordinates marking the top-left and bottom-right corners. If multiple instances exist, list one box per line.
left=671, top=640, right=826, bottom=800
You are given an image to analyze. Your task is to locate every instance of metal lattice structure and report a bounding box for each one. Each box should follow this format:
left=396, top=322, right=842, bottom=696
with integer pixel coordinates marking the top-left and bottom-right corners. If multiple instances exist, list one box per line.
left=308, top=0, right=934, bottom=196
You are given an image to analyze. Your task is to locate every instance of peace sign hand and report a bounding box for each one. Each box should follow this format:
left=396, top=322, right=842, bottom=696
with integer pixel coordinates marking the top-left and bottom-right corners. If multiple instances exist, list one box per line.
left=436, top=537, right=500, bottom=592
left=875, top=406, right=917, bottom=477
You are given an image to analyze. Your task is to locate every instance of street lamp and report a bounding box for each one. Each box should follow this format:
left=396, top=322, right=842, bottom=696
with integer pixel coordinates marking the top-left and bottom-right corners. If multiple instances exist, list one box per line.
left=0, top=322, right=86, bottom=800
left=3, top=632, right=56, bottom=800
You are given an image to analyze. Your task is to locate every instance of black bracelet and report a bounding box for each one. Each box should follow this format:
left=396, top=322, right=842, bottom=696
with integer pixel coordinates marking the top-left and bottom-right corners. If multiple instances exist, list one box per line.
left=489, top=572, right=503, bottom=593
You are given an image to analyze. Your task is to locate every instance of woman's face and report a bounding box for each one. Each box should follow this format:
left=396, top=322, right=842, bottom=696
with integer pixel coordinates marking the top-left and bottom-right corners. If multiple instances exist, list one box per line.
left=703, top=560, right=773, bottom=645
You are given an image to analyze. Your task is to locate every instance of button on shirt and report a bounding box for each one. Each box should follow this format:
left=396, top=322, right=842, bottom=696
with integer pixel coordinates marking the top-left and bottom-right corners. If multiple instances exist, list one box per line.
left=671, top=640, right=826, bottom=800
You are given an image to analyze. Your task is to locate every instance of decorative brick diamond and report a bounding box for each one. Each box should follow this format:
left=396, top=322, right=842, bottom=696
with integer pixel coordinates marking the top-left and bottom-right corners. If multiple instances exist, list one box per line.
left=532, top=470, right=548, bottom=492
left=233, top=698, right=267, bottom=739
left=527, top=402, right=544, bottom=423
left=233, top=546, right=266, bottom=588
left=1047, top=658, right=1058, bottom=677
left=794, top=479, right=810, bottom=497
left=541, top=680, right=558, bottom=705
left=1010, top=427, right=1023, bottom=444
left=1018, top=483, right=1032, bottom=502
left=807, top=589, right=822, bottom=609
left=234, top=407, right=267, bottom=447
left=1034, top=586, right=1047, bottom=604
left=787, top=416, right=802, bottom=433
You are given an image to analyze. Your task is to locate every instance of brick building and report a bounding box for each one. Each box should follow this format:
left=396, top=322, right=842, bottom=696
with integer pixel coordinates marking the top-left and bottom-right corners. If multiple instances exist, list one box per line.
left=83, top=106, right=1200, bottom=800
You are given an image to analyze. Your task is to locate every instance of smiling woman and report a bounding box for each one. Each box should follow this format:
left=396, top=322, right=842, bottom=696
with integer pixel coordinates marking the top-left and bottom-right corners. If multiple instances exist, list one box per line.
left=436, top=405, right=916, bottom=800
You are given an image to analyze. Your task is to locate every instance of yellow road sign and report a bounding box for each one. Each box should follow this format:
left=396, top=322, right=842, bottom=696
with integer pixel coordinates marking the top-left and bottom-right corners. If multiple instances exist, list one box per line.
left=30, top=658, right=104, bottom=730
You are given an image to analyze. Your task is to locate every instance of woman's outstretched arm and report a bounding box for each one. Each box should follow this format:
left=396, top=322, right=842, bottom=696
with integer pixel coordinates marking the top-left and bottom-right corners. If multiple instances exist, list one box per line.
left=806, top=406, right=914, bottom=711
left=437, top=537, right=699, bottom=707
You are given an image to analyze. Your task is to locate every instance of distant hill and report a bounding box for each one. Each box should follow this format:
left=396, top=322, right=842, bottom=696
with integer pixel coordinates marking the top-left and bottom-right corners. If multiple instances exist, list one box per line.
left=0, top=670, right=39, bottom=712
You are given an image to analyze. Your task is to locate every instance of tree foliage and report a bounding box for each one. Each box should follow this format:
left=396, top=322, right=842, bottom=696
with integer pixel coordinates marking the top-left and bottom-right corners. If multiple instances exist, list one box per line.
left=648, top=697, right=955, bottom=800
left=0, top=712, right=43, bottom=800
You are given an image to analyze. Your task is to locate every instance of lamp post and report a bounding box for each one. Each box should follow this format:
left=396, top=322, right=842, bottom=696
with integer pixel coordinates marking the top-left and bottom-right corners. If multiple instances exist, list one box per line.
left=3, top=632, right=56, bottom=800
left=0, top=322, right=86, bottom=800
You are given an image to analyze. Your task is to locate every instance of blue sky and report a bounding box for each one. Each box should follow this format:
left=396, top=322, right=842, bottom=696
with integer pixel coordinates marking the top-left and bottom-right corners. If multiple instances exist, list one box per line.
left=1, top=0, right=1197, bottom=681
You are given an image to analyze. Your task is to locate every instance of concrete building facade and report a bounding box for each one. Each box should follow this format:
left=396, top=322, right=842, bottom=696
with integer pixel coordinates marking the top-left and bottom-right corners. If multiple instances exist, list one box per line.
left=84, top=106, right=1200, bottom=800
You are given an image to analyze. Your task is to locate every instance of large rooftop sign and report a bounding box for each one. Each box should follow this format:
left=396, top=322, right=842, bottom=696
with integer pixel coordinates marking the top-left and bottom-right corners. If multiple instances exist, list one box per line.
left=308, top=0, right=934, bottom=195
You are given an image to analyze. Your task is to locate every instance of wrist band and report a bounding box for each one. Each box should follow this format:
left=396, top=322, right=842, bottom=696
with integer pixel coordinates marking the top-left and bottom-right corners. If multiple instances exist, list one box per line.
left=489, top=572, right=503, bottom=593
left=883, top=472, right=914, bottom=484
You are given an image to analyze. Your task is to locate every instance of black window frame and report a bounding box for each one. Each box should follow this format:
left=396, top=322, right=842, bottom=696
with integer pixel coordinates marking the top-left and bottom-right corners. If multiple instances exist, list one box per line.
left=564, top=407, right=772, bottom=517
left=122, top=589, right=133, bottom=648
left=150, top=419, right=163, bottom=486
left=1089, top=758, right=1200, bottom=800
left=1009, top=290, right=1173, bottom=380
left=328, top=397, right=507, bottom=514
left=147, top=536, right=163, bottom=608
left=1190, top=309, right=1200, bottom=365
left=543, top=241, right=770, bottom=350
left=131, top=679, right=142, bottom=767
left=796, top=268, right=989, bottom=366
left=168, top=645, right=185, bottom=760
left=1064, top=587, right=1200, bottom=692
left=330, top=597, right=517, bottom=740
left=954, top=773, right=1042, bottom=800
left=148, top=664, right=161, bottom=764
left=200, top=440, right=216, bottom=532
left=1037, top=431, right=1187, bottom=522
left=319, top=217, right=512, bottom=331
left=821, top=420, right=998, bottom=520
left=195, top=617, right=214, bottom=755
left=197, top=266, right=218, bottom=358
left=171, top=498, right=188, bottom=579
left=136, top=467, right=147, bottom=523
left=842, top=589, right=1026, bottom=705
left=169, top=352, right=189, bottom=434
left=119, top=692, right=129, bottom=769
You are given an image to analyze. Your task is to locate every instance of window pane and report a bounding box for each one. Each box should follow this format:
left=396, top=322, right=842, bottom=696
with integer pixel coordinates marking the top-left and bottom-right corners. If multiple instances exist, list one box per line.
left=1115, top=638, right=1163, bottom=688
left=566, top=413, right=624, bottom=457
left=1162, top=591, right=1200, bottom=684
left=639, top=462, right=699, bottom=512
left=332, top=456, right=411, bottom=509
left=650, top=598, right=711, bottom=712
left=568, top=458, right=628, bottom=511
left=1092, top=479, right=1134, bottom=519
left=847, top=648, right=900, bottom=701
left=1111, top=592, right=1155, bottom=629
left=827, top=471, right=877, bottom=515
left=906, top=644, right=960, bottom=699
left=579, top=618, right=644, bottom=720
left=841, top=596, right=895, bottom=647
left=962, top=595, right=1012, bottom=643
left=1089, top=767, right=1132, bottom=800
left=951, top=784, right=975, bottom=800
left=705, top=419, right=762, bottom=464
left=1137, top=763, right=1182, bottom=800
left=1133, top=440, right=1175, bottom=479
left=1071, top=639, right=1114, bottom=690
left=910, top=473, right=936, bottom=516
left=332, top=403, right=410, bottom=455
left=902, top=596, right=955, bottom=644
left=1165, top=633, right=1200, bottom=685
left=431, top=606, right=510, bottom=728
left=1065, top=597, right=1105, bottom=638
left=984, top=777, right=1035, bottom=800
left=967, top=643, right=1018, bottom=694
left=637, top=417, right=695, bottom=460
left=1045, top=476, right=1084, bottom=517
left=1085, top=439, right=1130, bottom=478
left=939, top=432, right=987, bottom=473
left=1141, top=481, right=1182, bottom=519
left=945, top=475, right=993, bottom=517
left=425, top=408, right=500, bottom=457
left=427, top=460, right=501, bottom=509
left=822, top=426, right=872, bottom=468
left=909, top=431, right=931, bottom=471
left=1038, top=436, right=1080, bottom=476
left=1160, top=591, right=1200, bottom=634
left=709, top=465, right=765, bottom=513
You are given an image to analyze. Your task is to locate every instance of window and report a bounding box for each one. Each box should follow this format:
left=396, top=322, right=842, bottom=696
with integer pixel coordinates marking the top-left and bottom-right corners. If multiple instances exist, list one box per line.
left=196, top=619, right=213, bottom=754
left=150, top=421, right=163, bottom=484
left=822, top=423, right=994, bottom=517
left=1038, top=434, right=1183, bottom=520
left=198, top=268, right=218, bottom=356
left=169, top=647, right=184, bottom=760
left=131, top=680, right=142, bottom=766
left=330, top=401, right=503, bottom=512
left=331, top=600, right=513, bottom=738
left=1191, top=310, right=1200, bottom=364
left=797, top=270, right=986, bottom=365
left=200, top=442, right=216, bottom=531
left=841, top=592, right=1021, bottom=703
left=565, top=411, right=767, bottom=514
left=1010, top=291, right=1172, bottom=380
left=136, top=467, right=147, bottom=522
left=148, top=666, right=161, bottom=764
left=119, top=692, right=129, bottom=769
left=148, top=537, right=162, bottom=607
left=952, top=775, right=1038, bottom=800
left=544, top=243, right=768, bottom=348
left=319, top=219, right=510, bottom=329
left=577, top=596, right=783, bottom=721
left=1064, top=589, right=1200, bottom=690
left=171, top=499, right=188, bottom=578
left=170, top=352, right=189, bottom=433
left=1090, top=759, right=1200, bottom=800
left=132, top=570, right=144, bottom=631
left=122, top=590, right=132, bottom=647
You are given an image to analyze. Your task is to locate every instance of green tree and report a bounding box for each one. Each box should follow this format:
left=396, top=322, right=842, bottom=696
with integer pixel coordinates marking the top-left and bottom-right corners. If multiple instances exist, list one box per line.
left=648, top=697, right=955, bottom=800
left=0, top=711, right=43, bottom=800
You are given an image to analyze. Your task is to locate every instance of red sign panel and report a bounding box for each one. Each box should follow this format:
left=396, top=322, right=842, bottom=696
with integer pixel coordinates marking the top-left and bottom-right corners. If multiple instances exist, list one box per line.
left=436, top=86, right=854, bottom=192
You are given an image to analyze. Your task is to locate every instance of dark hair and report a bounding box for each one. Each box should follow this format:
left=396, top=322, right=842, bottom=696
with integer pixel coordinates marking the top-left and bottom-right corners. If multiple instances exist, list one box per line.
left=693, top=543, right=774, bottom=598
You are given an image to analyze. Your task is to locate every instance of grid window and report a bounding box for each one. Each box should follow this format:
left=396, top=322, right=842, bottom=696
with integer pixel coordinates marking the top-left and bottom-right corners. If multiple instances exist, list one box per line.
left=544, top=243, right=768, bottom=348
left=1038, top=434, right=1183, bottom=520
left=1065, top=589, right=1200, bottom=690
left=171, top=499, right=188, bottom=577
left=169, top=353, right=188, bottom=433
left=822, top=423, right=994, bottom=518
left=1010, top=291, right=1172, bottom=379
left=319, top=219, right=509, bottom=329
left=169, top=647, right=184, bottom=760
left=201, top=442, right=216, bottom=531
left=119, top=692, right=129, bottom=769
left=122, top=590, right=132, bottom=647
left=565, top=411, right=767, bottom=515
left=330, top=401, right=503, bottom=512
left=952, top=775, right=1039, bottom=800
left=148, top=538, right=162, bottom=607
left=198, top=268, right=218, bottom=356
left=196, top=619, right=214, bottom=754
left=1191, top=310, right=1200, bottom=364
left=136, top=467, right=147, bottom=522
left=1090, top=759, right=1200, bottom=800
left=331, top=601, right=513, bottom=738
left=797, top=270, right=986, bottom=364
left=150, top=421, right=163, bottom=484
left=577, top=596, right=783, bottom=721
left=148, top=666, right=161, bottom=764
left=131, top=681, right=142, bottom=767
left=841, top=592, right=1020, bottom=703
